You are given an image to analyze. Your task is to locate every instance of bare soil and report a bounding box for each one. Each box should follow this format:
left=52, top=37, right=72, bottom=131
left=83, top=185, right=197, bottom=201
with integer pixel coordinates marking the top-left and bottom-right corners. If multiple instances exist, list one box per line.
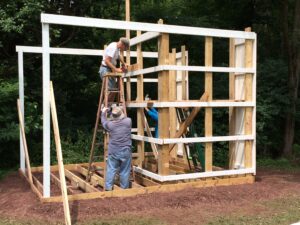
left=0, top=169, right=300, bottom=224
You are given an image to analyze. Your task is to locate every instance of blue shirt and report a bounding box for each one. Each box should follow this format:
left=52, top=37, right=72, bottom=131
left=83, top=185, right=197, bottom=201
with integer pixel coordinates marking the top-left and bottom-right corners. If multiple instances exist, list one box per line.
left=147, top=108, right=158, bottom=138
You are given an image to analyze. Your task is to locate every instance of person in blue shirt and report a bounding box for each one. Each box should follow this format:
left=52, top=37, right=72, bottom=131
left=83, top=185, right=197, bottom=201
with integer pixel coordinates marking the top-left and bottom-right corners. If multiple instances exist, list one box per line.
left=145, top=107, right=158, bottom=138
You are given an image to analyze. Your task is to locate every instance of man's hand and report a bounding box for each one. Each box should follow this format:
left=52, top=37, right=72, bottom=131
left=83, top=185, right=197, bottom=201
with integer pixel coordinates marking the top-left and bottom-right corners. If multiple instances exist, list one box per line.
left=114, top=68, right=123, bottom=73
left=101, top=105, right=109, bottom=113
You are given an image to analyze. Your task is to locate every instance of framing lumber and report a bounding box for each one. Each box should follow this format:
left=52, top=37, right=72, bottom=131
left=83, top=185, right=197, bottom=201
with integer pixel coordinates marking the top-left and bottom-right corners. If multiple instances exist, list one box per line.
left=181, top=45, right=187, bottom=100
left=17, top=99, right=33, bottom=184
left=205, top=37, right=213, bottom=172
left=169, top=92, right=209, bottom=152
left=124, top=65, right=255, bottom=77
left=157, top=19, right=170, bottom=175
left=49, top=82, right=71, bottom=225
left=143, top=115, right=158, bottom=159
left=244, top=27, right=253, bottom=168
left=130, top=31, right=160, bottom=46
left=125, top=0, right=131, bottom=101
left=127, top=100, right=255, bottom=108
left=50, top=173, right=76, bottom=195
left=64, top=169, right=99, bottom=193
left=41, top=13, right=256, bottom=39
left=229, top=38, right=236, bottom=169
left=137, top=30, right=145, bottom=167
left=76, top=165, right=120, bottom=190
left=40, top=173, right=254, bottom=202
left=169, top=48, right=177, bottom=159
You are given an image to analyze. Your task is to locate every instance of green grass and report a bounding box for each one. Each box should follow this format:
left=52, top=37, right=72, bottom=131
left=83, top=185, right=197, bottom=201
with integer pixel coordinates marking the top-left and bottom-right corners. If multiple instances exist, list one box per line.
left=0, top=216, right=166, bottom=225
left=206, top=196, right=300, bottom=225
left=79, top=216, right=167, bottom=225
left=257, top=157, right=300, bottom=171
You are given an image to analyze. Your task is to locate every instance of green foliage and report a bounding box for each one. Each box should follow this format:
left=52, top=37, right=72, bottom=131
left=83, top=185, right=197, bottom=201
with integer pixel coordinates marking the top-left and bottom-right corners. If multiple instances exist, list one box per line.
left=257, top=157, right=300, bottom=171
left=0, top=0, right=299, bottom=168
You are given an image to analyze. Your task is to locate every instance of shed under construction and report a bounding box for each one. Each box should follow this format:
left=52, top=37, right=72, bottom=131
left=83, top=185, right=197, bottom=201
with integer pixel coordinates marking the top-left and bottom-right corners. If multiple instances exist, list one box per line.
left=17, top=12, right=256, bottom=203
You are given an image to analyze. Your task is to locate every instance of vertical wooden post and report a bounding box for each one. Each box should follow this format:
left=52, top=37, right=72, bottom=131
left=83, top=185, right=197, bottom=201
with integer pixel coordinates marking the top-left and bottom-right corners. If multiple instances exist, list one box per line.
left=169, top=48, right=177, bottom=159
left=244, top=27, right=253, bottom=168
left=157, top=19, right=170, bottom=175
left=181, top=45, right=187, bottom=100
left=137, top=30, right=144, bottom=167
left=204, top=37, right=213, bottom=172
left=229, top=38, right=236, bottom=169
left=125, top=0, right=131, bottom=101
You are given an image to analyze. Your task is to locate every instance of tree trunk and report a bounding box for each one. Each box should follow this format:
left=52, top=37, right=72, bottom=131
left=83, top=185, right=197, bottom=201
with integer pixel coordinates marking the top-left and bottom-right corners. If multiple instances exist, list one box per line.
left=281, top=0, right=300, bottom=156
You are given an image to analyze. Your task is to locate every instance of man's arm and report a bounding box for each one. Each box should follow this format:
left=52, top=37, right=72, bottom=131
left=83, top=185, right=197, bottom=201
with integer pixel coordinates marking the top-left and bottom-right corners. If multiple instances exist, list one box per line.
left=101, top=110, right=111, bottom=131
left=105, top=57, right=122, bottom=73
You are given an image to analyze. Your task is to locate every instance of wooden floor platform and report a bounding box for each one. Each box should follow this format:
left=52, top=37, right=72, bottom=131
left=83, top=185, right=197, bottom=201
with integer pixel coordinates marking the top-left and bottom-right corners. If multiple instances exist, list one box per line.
left=19, top=161, right=255, bottom=203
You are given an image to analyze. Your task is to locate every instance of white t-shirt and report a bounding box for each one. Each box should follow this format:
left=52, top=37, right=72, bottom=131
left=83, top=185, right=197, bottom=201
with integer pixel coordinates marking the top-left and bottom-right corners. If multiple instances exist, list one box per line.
left=101, top=42, right=119, bottom=66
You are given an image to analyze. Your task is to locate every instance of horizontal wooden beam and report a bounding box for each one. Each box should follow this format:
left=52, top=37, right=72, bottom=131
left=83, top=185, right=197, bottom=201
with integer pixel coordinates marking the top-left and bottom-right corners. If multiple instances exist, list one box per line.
left=15, top=46, right=158, bottom=58
left=130, top=31, right=160, bottom=46
left=127, top=100, right=255, bottom=108
left=76, top=165, right=121, bottom=190
left=131, top=134, right=255, bottom=145
left=40, top=175, right=255, bottom=202
left=41, top=13, right=256, bottom=39
left=124, top=65, right=255, bottom=77
left=133, top=166, right=255, bottom=182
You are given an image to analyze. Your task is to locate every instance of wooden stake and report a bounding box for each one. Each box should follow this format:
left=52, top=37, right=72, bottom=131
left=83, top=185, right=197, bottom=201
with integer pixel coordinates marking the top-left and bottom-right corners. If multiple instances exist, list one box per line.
left=49, top=82, right=72, bottom=225
left=157, top=19, right=170, bottom=175
left=204, top=37, right=213, bottom=172
left=17, top=99, right=33, bottom=184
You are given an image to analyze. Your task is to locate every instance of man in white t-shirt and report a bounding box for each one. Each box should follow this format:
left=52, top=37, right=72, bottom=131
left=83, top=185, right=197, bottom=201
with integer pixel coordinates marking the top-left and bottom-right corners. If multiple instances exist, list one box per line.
left=99, top=37, right=129, bottom=90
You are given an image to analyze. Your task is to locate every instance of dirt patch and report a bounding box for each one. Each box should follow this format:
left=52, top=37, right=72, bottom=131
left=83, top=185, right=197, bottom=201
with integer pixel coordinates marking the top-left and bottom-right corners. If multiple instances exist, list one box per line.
left=0, top=170, right=300, bottom=224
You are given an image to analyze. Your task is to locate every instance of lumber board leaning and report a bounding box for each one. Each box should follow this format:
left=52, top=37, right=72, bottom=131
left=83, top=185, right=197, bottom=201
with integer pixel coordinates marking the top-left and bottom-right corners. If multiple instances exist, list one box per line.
left=169, top=92, right=209, bottom=152
left=49, top=82, right=72, bottom=225
left=17, top=99, right=33, bottom=184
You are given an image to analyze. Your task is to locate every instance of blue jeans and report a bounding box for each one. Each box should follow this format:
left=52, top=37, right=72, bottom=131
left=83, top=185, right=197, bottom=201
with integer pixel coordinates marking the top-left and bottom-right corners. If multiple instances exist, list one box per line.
left=99, top=66, right=116, bottom=89
left=105, top=148, right=132, bottom=190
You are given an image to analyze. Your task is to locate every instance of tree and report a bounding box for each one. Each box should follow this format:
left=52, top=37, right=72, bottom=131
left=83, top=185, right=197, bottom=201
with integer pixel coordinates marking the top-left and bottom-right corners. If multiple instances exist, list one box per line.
left=281, top=0, right=300, bottom=156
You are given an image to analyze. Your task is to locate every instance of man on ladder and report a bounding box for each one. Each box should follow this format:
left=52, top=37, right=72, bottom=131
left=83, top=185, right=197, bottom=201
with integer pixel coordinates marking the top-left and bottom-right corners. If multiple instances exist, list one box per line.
left=86, top=37, right=132, bottom=189
left=99, top=37, right=129, bottom=102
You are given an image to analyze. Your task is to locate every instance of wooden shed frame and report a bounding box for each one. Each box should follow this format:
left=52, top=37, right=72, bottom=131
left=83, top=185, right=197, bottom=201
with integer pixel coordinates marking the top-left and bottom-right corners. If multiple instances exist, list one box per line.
left=17, top=13, right=256, bottom=200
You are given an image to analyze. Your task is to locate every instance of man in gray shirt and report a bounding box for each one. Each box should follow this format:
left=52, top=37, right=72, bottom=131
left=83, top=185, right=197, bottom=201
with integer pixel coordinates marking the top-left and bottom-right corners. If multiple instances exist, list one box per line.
left=101, top=106, right=132, bottom=190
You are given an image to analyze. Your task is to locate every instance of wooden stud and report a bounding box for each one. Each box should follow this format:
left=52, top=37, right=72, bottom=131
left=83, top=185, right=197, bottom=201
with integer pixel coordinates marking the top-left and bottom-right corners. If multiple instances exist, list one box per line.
left=51, top=173, right=76, bottom=195
left=64, top=169, right=99, bottom=193
left=169, top=48, right=177, bottom=159
left=125, top=0, right=131, bottom=101
left=244, top=27, right=253, bottom=168
left=181, top=45, right=187, bottom=100
left=229, top=38, right=236, bottom=169
left=205, top=37, right=213, bottom=172
left=17, top=99, right=33, bottom=184
left=49, top=82, right=71, bottom=225
left=137, top=30, right=145, bottom=167
left=157, top=19, right=170, bottom=175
